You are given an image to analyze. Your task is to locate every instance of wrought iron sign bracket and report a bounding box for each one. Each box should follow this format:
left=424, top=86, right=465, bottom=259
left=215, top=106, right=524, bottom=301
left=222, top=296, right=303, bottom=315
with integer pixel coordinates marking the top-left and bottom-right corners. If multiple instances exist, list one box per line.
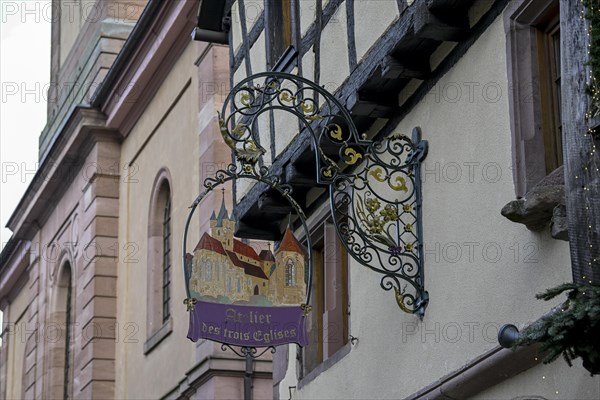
left=213, top=72, right=430, bottom=318
left=182, top=70, right=429, bottom=400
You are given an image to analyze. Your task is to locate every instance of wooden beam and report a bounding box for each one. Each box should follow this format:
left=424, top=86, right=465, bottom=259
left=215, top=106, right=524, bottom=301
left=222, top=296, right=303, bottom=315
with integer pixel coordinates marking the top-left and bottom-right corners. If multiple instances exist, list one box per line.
left=285, top=163, right=319, bottom=187
left=560, top=0, right=600, bottom=284
left=380, top=55, right=430, bottom=80
left=426, top=0, right=475, bottom=13
left=235, top=219, right=283, bottom=241
left=413, top=2, right=469, bottom=42
left=347, top=94, right=395, bottom=119
left=258, top=191, right=295, bottom=214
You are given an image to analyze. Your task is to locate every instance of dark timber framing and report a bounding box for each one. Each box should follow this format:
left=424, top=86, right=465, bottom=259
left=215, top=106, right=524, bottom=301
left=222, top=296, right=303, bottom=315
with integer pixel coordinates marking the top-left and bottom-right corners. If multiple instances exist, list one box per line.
left=560, top=0, right=600, bottom=285
left=237, top=0, right=253, bottom=77
left=346, top=0, right=357, bottom=72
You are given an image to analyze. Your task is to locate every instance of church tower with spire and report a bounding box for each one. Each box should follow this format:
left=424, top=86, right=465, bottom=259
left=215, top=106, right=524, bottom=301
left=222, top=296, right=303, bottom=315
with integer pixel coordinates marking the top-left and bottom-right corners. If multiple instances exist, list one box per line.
left=210, top=190, right=236, bottom=251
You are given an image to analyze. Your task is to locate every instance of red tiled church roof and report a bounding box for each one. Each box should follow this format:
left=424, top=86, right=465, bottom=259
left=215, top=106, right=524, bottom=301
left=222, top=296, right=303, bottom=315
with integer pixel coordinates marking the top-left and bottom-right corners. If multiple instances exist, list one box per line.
left=194, top=232, right=273, bottom=281
left=233, top=239, right=260, bottom=261
left=277, top=227, right=306, bottom=256
left=195, top=232, right=226, bottom=255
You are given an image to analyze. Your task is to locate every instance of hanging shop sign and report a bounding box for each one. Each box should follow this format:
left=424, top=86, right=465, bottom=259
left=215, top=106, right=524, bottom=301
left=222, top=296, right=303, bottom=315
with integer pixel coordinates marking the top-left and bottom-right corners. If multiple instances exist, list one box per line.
left=182, top=72, right=430, bottom=353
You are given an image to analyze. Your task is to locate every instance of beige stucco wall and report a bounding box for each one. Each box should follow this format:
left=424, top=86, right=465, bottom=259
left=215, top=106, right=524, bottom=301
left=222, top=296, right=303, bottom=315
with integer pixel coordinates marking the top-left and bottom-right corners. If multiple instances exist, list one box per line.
left=319, top=2, right=349, bottom=94
left=354, top=0, right=399, bottom=61
left=278, top=14, right=600, bottom=400
left=231, top=1, right=244, bottom=56
left=250, top=31, right=267, bottom=76
left=116, top=42, right=200, bottom=399
left=241, top=0, right=263, bottom=34
left=299, top=0, right=316, bottom=36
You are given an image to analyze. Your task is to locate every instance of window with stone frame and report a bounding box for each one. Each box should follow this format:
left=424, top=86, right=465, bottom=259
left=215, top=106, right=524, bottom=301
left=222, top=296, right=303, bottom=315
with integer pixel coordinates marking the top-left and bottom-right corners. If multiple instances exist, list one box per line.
left=538, top=13, right=562, bottom=175
left=300, top=217, right=349, bottom=379
left=502, top=0, right=566, bottom=235
left=145, top=170, right=173, bottom=354
left=505, top=0, right=563, bottom=197
left=48, top=261, right=74, bottom=399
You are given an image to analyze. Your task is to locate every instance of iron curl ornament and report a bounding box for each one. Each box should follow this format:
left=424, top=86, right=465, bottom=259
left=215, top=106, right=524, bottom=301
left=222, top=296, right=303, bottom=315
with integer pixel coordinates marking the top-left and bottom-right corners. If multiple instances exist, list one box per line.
left=212, top=72, right=429, bottom=317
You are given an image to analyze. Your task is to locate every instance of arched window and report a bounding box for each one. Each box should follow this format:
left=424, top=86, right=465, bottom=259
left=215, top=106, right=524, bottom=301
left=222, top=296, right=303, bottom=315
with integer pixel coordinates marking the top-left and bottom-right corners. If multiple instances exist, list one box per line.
left=146, top=169, right=173, bottom=352
left=285, top=258, right=295, bottom=287
left=49, top=261, right=73, bottom=399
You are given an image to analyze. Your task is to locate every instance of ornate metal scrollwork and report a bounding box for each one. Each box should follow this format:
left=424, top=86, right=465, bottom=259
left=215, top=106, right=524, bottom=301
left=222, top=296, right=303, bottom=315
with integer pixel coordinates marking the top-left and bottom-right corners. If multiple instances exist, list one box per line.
left=218, top=72, right=370, bottom=183
left=330, top=128, right=429, bottom=318
left=214, top=72, right=429, bottom=317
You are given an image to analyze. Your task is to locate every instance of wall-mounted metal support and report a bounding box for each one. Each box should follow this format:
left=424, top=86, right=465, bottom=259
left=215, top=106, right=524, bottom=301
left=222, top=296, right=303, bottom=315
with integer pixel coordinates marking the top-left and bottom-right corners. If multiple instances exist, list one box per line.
left=212, top=72, right=429, bottom=317
left=330, top=128, right=429, bottom=317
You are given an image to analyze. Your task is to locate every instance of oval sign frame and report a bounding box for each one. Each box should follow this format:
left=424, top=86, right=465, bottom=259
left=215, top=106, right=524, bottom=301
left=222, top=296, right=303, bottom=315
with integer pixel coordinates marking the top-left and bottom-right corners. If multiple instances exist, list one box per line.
left=182, top=163, right=313, bottom=348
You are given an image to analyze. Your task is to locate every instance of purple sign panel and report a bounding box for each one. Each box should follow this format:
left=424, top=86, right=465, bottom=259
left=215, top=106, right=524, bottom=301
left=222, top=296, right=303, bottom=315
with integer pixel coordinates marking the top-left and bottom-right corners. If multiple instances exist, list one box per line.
left=184, top=198, right=310, bottom=347
left=187, top=301, right=309, bottom=347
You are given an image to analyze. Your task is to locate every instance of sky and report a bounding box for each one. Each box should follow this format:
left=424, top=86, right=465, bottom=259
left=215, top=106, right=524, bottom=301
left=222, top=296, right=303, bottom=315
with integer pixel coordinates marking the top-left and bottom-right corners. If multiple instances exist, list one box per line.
left=0, top=0, right=51, bottom=337
left=0, top=0, right=51, bottom=250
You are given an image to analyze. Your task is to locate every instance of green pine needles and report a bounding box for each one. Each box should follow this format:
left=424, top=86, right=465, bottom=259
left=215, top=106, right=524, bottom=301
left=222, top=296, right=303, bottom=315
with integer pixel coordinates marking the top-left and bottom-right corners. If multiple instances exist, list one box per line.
left=514, top=282, right=600, bottom=375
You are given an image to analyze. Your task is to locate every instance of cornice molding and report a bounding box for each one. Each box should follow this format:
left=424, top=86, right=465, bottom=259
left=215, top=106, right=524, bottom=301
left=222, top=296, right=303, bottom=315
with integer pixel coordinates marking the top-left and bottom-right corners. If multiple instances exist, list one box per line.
left=98, top=0, right=198, bottom=136
left=0, top=240, right=31, bottom=301
left=6, top=107, right=120, bottom=240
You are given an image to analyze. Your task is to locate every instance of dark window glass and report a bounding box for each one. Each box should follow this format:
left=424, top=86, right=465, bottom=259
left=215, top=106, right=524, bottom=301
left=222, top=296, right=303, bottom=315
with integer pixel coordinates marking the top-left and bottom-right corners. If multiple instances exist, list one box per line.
left=63, top=266, right=72, bottom=400
left=267, top=0, right=293, bottom=67
left=162, top=196, right=172, bottom=323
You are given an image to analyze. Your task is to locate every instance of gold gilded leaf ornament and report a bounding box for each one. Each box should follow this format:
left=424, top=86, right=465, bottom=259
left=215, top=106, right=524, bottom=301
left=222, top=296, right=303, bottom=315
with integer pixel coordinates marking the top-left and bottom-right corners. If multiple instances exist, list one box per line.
left=217, top=113, right=236, bottom=150
left=389, top=176, right=408, bottom=192
left=369, top=167, right=386, bottom=182
left=183, top=298, right=197, bottom=311
left=394, top=287, right=412, bottom=313
left=240, top=92, right=251, bottom=106
left=328, top=124, right=343, bottom=141
left=216, top=112, right=265, bottom=164
left=344, top=147, right=363, bottom=165
left=301, top=101, right=315, bottom=114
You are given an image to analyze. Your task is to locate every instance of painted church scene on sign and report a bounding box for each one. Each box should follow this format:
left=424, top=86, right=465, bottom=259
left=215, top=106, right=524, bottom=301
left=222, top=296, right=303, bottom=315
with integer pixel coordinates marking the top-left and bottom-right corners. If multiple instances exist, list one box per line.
left=186, top=197, right=307, bottom=306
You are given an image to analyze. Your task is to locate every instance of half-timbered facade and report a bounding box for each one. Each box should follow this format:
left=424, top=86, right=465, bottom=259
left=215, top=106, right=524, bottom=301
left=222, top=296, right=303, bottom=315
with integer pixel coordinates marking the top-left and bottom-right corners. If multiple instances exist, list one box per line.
left=195, top=0, right=600, bottom=398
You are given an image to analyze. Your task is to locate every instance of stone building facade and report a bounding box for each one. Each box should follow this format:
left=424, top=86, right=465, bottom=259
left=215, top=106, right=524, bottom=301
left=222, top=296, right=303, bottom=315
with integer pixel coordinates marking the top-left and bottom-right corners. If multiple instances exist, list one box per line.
left=0, top=1, right=273, bottom=399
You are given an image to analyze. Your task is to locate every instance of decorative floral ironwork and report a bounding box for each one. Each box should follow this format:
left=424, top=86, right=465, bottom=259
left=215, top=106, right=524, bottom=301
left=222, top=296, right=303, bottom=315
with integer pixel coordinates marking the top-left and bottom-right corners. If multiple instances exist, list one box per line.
left=330, top=128, right=429, bottom=318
